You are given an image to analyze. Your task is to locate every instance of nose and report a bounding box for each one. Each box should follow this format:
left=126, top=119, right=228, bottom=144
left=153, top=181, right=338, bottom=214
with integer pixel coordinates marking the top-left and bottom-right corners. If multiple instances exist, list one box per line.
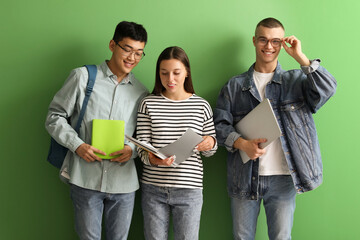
left=127, top=52, right=136, bottom=61
left=265, top=40, right=273, bottom=48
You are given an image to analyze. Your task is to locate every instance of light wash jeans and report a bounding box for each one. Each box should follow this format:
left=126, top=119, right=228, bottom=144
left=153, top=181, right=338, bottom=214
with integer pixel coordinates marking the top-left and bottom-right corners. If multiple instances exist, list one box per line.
left=141, top=183, right=203, bottom=240
left=231, top=175, right=296, bottom=240
left=70, top=184, right=135, bottom=240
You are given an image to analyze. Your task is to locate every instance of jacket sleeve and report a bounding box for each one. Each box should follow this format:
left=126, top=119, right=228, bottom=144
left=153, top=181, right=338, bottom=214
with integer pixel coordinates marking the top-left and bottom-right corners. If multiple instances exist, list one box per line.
left=213, top=82, right=241, bottom=153
left=45, top=68, right=85, bottom=153
left=301, top=59, right=337, bottom=113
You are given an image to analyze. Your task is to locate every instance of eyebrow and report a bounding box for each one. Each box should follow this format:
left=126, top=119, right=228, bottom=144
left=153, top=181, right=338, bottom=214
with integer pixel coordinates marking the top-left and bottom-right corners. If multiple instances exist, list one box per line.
left=258, top=36, right=282, bottom=40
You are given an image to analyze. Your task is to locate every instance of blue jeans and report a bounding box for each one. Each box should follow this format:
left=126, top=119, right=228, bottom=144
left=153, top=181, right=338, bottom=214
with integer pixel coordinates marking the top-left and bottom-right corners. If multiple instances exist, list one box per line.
left=70, top=184, right=135, bottom=240
left=231, top=175, right=296, bottom=240
left=141, top=183, right=203, bottom=240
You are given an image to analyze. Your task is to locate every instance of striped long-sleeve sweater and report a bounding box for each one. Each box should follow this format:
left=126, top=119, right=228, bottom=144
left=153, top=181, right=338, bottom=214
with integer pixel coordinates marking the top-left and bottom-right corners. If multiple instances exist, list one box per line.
left=136, top=94, right=217, bottom=189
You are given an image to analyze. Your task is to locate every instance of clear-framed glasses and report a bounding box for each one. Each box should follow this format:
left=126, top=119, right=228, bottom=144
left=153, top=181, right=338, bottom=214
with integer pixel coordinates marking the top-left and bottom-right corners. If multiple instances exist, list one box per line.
left=115, top=42, right=145, bottom=60
left=256, top=37, right=282, bottom=47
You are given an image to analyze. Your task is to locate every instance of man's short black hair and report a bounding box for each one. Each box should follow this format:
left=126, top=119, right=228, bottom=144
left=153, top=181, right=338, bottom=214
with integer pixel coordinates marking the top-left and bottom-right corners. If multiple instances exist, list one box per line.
left=112, top=21, right=147, bottom=44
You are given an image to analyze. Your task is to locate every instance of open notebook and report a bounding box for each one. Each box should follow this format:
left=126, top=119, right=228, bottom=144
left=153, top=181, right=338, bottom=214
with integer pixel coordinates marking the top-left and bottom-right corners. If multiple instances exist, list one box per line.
left=126, top=128, right=204, bottom=167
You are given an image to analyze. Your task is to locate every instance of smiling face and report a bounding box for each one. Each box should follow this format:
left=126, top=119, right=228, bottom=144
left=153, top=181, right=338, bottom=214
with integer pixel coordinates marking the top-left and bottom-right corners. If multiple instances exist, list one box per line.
left=108, top=37, right=145, bottom=80
left=253, top=26, right=285, bottom=72
left=159, top=59, right=189, bottom=99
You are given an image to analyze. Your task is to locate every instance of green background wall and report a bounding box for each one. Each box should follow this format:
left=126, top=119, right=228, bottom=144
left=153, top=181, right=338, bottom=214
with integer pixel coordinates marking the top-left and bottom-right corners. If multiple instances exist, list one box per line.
left=1, top=0, right=357, bottom=239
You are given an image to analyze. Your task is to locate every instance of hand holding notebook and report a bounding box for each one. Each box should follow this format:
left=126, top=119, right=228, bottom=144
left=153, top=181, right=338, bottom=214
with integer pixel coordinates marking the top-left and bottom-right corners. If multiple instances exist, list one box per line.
left=126, top=128, right=204, bottom=167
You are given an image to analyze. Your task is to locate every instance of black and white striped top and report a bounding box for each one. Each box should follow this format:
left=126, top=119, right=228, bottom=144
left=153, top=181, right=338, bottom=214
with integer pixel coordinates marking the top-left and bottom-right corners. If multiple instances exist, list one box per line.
left=136, top=94, right=217, bottom=189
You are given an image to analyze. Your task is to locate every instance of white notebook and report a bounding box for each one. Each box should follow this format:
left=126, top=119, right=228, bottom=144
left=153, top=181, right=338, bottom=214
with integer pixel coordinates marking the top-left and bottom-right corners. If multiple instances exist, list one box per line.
left=235, top=98, right=281, bottom=163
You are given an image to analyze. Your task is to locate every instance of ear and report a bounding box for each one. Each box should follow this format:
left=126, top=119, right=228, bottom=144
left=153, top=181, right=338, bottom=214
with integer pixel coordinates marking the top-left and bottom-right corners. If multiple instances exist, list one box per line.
left=109, top=40, right=116, bottom=53
left=252, top=36, right=256, bottom=46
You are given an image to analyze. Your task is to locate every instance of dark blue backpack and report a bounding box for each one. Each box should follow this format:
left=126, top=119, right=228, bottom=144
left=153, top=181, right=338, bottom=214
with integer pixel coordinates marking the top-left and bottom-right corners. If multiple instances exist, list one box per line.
left=47, top=65, right=97, bottom=168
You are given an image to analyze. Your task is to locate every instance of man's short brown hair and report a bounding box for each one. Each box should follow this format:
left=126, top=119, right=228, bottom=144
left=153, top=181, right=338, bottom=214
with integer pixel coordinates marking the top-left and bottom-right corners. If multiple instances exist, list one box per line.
left=255, top=17, right=284, bottom=36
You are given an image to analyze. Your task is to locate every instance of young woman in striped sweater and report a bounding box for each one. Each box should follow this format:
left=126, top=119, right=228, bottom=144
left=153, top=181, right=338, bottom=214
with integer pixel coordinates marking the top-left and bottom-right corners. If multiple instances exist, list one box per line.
left=136, top=46, right=217, bottom=240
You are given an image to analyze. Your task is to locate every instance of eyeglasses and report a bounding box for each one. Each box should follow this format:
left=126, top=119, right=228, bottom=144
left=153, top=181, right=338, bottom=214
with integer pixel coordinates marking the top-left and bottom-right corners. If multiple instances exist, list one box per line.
left=115, top=42, right=145, bottom=60
left=256, top=37, right=282, bottom=47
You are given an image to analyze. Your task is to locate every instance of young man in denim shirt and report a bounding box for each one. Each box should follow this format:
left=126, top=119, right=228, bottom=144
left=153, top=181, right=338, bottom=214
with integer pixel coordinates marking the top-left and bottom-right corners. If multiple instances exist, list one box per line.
left=214, top=17, right=337, bottom=240
left=45, top=21, right=149, bottom=240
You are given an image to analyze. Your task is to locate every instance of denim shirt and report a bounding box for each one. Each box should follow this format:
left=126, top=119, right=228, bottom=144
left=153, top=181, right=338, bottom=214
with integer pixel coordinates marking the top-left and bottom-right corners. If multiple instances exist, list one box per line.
left=45, top=61, right=149, bottom=193
left=214, top=60, right=337, bottom=200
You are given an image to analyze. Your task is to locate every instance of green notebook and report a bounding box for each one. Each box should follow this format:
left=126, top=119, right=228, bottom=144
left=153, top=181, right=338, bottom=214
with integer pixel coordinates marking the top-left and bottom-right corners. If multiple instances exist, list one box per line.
left=92, top=119, right=125, bottom=159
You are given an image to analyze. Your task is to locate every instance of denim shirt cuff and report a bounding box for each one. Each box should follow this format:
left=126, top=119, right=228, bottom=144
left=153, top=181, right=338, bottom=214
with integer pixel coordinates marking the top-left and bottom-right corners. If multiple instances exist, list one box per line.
left=301, top=59, right=321, bottom=74
left=125, top=141, right=137, bottom=159
left=224, top=132, right=241, bottom=152
left=69, top=137, right=84, bottom=153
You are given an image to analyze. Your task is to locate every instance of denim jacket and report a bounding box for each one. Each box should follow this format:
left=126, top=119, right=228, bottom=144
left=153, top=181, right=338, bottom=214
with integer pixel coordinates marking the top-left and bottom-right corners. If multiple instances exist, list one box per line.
left=214, top=60, right=337, bottom=200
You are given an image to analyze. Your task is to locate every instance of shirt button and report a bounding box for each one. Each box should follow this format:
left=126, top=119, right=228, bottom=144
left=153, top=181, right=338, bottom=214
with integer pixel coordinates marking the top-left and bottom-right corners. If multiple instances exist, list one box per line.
left=104, top=170, right=107, bottom=173
left=252, top=177, right=256, bottom=181
left=291, top=105, right=295, bottom=110
left=251, top=195, right=255, bottom=200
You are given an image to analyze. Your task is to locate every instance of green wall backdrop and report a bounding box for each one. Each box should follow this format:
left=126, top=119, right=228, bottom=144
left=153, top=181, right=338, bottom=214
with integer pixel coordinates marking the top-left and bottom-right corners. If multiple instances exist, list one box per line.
left=1, top=0, right=357, bottom=239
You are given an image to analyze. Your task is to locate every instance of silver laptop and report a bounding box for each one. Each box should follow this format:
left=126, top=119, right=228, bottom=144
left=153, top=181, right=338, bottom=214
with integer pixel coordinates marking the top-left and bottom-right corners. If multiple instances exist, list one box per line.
left=235, top=98, right=281, bottom=163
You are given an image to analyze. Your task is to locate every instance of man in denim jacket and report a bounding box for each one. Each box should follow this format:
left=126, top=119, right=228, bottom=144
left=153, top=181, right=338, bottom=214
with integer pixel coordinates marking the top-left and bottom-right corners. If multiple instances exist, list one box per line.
left=214, top=17, right=336, bottom=240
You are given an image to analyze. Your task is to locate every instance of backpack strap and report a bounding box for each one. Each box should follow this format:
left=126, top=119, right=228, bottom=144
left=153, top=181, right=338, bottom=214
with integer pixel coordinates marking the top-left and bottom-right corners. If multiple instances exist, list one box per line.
left=74, top=65, right=97, bottom=133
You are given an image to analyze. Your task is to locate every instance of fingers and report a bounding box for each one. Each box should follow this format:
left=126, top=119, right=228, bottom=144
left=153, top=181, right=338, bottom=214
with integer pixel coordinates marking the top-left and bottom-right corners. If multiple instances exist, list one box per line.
left=92, top=147, right=106, bottom=156
left=110, top=145, right=132, bottom=163
left=248, top=140, right=267, bottom=159
left=162, top=156, right=175, bottom=166
left=282, top=35, right=302, bottom=56
left=282, top=36, right=309, bottom=66
left=148, top=152, right=160, bottom=165
left=76, top=144, right=103, bottom=162
left=281, top=39, right=290, bottom=51
left=254, top=138, right=267, bottom=144
left=109, top=145, right=132, bottom=156
left=241, top=139, right=267, bottom=160
left=110, top=153, right=130, bottom=163
left=249, top=148, right=266, bottom=160
left=87, top=146, right=104, bottom=162
left=282, top=35, right=299, bottom=46
left=149, top=153, right=175, bottom=166
left=196, top=136, right=215, bottom=152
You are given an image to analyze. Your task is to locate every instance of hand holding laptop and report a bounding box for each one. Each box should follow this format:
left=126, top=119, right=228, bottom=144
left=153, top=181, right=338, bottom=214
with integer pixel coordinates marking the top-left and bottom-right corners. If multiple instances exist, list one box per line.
left=234, top=98, right=281, bottom=163
left=234, top=137, right=267, bottom=160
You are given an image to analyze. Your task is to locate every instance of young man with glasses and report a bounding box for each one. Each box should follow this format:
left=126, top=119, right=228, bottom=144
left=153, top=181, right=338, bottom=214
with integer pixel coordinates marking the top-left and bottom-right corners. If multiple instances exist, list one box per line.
left=45, top=21, right=148, bottom=240
left=214, top=17, right=337, bottom=240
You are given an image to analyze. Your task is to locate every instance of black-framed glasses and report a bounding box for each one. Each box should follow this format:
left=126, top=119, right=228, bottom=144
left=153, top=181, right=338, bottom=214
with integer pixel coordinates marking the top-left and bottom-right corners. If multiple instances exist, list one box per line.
left=256, top=37, right=282, bottom=47
left=115, top=42, right=145, bottom=60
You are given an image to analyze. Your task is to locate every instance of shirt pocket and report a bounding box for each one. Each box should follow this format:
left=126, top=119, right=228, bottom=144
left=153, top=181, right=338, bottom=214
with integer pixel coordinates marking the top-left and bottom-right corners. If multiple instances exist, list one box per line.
left=281, top=101, right=310, bottom=128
